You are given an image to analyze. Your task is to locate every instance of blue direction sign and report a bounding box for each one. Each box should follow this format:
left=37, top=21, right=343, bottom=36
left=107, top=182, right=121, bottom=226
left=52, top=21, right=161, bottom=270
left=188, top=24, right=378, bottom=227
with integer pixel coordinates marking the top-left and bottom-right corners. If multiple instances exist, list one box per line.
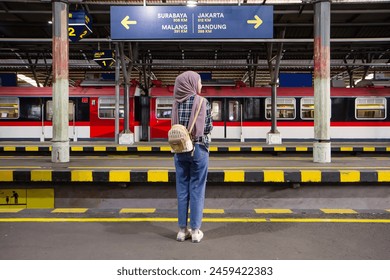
left=69, top=10, right=92, bottom=42
left=110, top=6, right=273, bottom=40
left=93, top=50, right=115, bottom=69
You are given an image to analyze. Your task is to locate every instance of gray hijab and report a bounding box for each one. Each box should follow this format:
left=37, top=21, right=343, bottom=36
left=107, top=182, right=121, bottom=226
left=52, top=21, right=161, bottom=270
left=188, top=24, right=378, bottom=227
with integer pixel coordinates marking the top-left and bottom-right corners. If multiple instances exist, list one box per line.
left=171, top=71, right=206, bottom=138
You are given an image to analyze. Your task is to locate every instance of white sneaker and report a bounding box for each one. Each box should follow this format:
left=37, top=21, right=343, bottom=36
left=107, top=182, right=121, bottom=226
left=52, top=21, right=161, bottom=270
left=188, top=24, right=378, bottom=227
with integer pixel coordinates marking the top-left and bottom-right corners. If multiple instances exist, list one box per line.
left=176, top=228, right=191, bottom=242
left=191, top=229, right=204, bottom=243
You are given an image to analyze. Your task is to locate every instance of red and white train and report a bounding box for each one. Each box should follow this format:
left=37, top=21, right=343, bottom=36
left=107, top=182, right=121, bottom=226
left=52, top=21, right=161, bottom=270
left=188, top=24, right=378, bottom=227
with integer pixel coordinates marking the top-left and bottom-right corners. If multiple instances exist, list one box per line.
left=0, top=85, right=390, bottom=141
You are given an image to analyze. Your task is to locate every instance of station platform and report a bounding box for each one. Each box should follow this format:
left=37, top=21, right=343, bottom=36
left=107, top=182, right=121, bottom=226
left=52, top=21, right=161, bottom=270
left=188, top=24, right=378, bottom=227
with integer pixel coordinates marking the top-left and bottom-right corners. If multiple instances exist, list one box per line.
left=1, top=153, right=390, bottom=184
left=1, top=141, right=390, bottom=154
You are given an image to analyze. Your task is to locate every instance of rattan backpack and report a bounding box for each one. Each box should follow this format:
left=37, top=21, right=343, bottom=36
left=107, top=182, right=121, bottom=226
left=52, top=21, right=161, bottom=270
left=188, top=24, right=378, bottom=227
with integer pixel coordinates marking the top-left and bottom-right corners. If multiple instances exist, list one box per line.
left=168, top=97, right=204, bottom=153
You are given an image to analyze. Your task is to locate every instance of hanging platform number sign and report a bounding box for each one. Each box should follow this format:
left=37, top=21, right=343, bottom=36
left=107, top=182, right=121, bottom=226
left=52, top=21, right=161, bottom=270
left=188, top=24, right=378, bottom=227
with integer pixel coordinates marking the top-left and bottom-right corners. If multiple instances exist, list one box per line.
left=93, top=50, right=115, bottom=69
left=68, top=10, right=92, bottom=42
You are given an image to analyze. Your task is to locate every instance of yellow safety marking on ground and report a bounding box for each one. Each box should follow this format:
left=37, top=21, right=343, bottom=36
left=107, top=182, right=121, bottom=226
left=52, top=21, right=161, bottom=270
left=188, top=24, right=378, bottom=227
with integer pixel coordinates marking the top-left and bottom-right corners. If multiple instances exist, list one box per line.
left=115, top=146, right=128, bottom=152
left=0, top=208, right=24, bottom=213
left=120, top=208, right=156, bottom=213
left=269, top=218, right=390, bottom=223
left=224, top=170, right=245, bottom=182
left=203, top=209, right=225, bottom=214
left=255, top=209, right=293, bottom=214
left=320, top=209, right=357, bottom=214
left=25, top=146, right=39, bottom=151
left=251, top=147, right=263, bottom=151
left=363, top=147, right=375, bottom=152
left=31, top=170, right=52, bottom=181
left=340, top=147, right=354, bottom=152
left=300, top=170, right=322, bottom=182
left=228, top=147, right=241, bottom=152
left=274, top=147, right=286, bottom=152
left=377, top=170, right=390, bottom=182
left=264, top=170, right=284, bottom=182
left=137, top=147, right=152, bottom=152
left=4, top=147, right=16, bottom=151
left=148, top=170, right=168, bottom=182
left=94, top=146, right=106, bottom=152
left=71, top=146, right=84, bottom=151
left=71, top=170, right=93, bottom=182
left=52, top=208, right=88, bottom=213
left=340, top=170, right=360, bottom=182
left=160, top=146, right=172, bottom=152
left=0, top=217, right=389, bottom=223
left=109, top=170, right=130, bottom=182
left=0, top=217, right=178, bottom=223
left=0, top=170, right=13, bottom=181
left=296, top=147, right=308, bottom=152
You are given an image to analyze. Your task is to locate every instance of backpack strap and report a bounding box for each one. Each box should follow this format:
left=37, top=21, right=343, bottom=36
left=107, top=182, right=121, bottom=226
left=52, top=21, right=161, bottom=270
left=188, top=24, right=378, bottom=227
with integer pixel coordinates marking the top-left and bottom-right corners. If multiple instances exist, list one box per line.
left=188, top=96, right=204, bottom=134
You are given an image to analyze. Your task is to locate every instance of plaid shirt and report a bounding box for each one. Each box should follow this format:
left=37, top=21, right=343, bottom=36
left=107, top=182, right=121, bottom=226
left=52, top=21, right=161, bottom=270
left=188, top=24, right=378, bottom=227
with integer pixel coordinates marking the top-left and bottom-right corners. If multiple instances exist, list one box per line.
left=177, top=95, right=213, bottom=148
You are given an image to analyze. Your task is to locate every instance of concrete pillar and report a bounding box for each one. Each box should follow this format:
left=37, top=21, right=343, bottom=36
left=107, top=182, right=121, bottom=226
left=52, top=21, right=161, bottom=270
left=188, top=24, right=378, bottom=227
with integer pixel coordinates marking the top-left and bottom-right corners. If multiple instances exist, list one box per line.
left=51, top=0, right=69, bottom=163
left=313, top=0, right=331, bottom=163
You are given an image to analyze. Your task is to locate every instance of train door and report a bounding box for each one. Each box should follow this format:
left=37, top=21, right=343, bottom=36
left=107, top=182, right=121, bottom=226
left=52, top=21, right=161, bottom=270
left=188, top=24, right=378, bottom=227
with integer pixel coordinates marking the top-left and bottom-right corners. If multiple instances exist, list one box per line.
left=149, top=96, right=173, bottom=140
left=210, top=98, right=242, bottom=140
left=90, top=96, right=125, bottom=139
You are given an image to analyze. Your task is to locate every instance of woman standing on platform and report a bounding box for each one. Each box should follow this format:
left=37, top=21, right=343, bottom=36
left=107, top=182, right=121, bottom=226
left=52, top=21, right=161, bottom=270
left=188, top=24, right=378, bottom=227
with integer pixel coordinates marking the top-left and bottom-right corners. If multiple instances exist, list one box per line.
left=171, top=71, right=213, bottom=243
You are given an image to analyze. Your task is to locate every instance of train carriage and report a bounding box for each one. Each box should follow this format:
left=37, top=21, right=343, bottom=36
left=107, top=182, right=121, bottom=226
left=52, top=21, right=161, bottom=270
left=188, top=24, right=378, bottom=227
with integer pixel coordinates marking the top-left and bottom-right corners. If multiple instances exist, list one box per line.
left=149, top=86, right=390, bottom=141
left=1, top=85, right=390, bottom=142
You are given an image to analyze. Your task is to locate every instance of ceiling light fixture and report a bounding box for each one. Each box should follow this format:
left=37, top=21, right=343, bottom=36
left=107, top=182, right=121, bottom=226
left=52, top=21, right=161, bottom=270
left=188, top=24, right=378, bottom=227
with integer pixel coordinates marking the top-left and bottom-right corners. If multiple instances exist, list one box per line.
left=187, top=0, right=198, bottom=7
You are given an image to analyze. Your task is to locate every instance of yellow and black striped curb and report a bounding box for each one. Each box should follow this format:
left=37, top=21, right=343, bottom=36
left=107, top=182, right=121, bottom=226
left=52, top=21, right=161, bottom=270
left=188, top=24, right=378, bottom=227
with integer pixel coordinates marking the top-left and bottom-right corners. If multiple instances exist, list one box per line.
left=0, top=146, right=389, bottom=153
left=2, top=169, right=390, bottom=183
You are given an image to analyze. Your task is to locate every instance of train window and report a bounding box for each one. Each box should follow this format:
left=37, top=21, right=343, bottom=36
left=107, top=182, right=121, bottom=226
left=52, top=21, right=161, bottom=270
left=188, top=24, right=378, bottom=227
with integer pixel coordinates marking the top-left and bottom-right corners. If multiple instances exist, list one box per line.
left=265, top=98, right=296, bottom=120
left=46, top=100, right=75, bottom=121
left=27, top=105, right=41, bottom=120
left=98, top=97, right=124, bottom=119
left=355, top=97, right=386, bottom=120
left=156, top=97, right=173, bottom=119
left=212, top=101, right=222, bottom=121
left=244, top=98, right=260, bottom=120
left=301, top=98, right=314, bottom=120
left=228, top=100, right=241, bottom=121
left=0, top=97, right=19, bottom=119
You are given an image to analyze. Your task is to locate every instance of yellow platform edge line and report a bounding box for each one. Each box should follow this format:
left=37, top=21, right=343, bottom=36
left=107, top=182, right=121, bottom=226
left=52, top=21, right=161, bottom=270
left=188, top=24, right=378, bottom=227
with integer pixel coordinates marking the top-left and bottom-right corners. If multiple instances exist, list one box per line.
left=1, top=217, right=389, bottom=223
left=51, top=208, right=89, bottom=213
left=270, top=218, right=390, bottom=223
left=255, top=209, right=293, bottom=214
left=203, top=209, right=225, bottom=214
left=0, top=208, right=24, bottom=213
left=120, top=208, right=156, bottom=213
left=320, top=209, right=357, bottom=214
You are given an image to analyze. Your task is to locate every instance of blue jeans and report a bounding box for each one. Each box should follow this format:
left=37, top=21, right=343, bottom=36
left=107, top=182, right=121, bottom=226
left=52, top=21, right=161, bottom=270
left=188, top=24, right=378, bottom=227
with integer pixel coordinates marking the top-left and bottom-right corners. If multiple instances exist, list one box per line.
left=174, top=143, right=209, bottom=230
